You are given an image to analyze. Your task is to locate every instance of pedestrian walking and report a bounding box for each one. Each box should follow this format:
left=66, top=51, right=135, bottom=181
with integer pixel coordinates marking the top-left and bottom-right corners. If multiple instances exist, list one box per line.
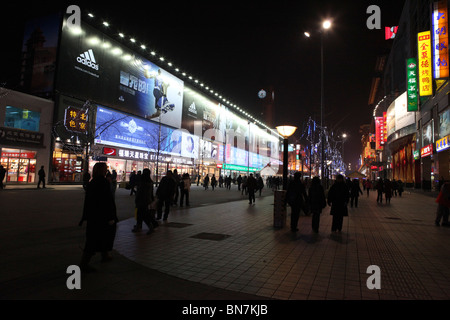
left=247, top=173, right=257, bottom=204
left=156, top=170, right=176, bottom=221
left=308, top=176, right=326, bottom=233
left=286, top=172, right=308, bottom=232
left=78, top=162, right=118, bottom=273
left=211, top=174, right=217, bottom=191
left=37, top=166, right=46, bottom=188
left=435, top=181, right=450, bottom=226
left=397, top=180, right=404, bottom=197
left=365, top=179, right=372, bottom=197
left=129, top=171, right=137, bottom=196
left=226, top=175, right=232, bottom=190
left=384, top=179, right=392, bottom=204
left=111, top=169, right=118, bottom=194
left=242, top=176, right=247, bottom=195
left=132, top=168, right=158, bottom=234
left=0, top=165, right=6, bottom=189
left=376, top=178, right=384, bottom=203
left=203, top=175, right=209, bottom=190
left=257, top=176, right=264, bottom=196
left=237, top=175, right=242, bottom=191
left=350, top=179, right=363, bottom=208
left=173, top=169, right=180, bottom=205
left=327, top=174, right=350, bottom=233
left=180, top=173, right=191, bottom=206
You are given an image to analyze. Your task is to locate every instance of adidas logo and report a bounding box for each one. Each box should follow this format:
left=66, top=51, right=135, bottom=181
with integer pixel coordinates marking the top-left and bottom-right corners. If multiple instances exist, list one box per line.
left=76, top=49, right=99, bottom=71
left=188, top=102, right=197, bottom=115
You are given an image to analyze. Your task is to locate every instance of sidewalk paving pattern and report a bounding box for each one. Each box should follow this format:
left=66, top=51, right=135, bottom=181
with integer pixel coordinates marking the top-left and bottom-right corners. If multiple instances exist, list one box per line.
left=1, top=184, right=450, bottom=301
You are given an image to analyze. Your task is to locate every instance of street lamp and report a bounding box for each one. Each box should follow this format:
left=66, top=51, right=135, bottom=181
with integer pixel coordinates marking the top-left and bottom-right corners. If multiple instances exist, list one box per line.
left=276, top=125, right=297, bottom=190
left=305, top=19, right=332, bottom=186
left=341, top=133, right=347, bottom=164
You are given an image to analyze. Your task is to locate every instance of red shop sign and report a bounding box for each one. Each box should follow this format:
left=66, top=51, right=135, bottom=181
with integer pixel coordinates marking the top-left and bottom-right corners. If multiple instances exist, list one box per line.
left=421, top=144, right=433, bottom=158
left=1, top=151, right=36, bottom=159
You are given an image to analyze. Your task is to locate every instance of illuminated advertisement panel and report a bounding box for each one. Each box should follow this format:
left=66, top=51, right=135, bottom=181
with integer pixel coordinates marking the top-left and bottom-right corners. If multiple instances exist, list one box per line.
left=421, top=144, right=433, bottom=157
left=436, top=135, right=450, bottom=152
left=394, top=92, right=415, bottom=130
left=375, top=117, right=384, bottom=150
left=433, top=0, right=449, bottom=79
left=406, top=58, right=418, bottom=111
left=57, top=17, right=184, bottom=129
left=418, top=31, right=433, bottom=96
left=94, top=106, right=198, bottom=158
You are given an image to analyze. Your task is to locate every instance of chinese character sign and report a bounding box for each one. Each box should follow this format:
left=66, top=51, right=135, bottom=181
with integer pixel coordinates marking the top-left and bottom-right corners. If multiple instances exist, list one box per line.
left=375, top=117, right=384, bottom=150
left=433, top=0, right=449, bottom=79
left=418, top=31, right=433, bottom=96
left=407, top=58, right=418, bottom=111
left=64, top=107, right=88, bottom=133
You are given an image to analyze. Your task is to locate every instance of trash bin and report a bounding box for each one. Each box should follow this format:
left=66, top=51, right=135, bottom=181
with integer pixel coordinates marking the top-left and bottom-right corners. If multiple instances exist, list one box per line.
left=273, top=190, right=287, bottom=228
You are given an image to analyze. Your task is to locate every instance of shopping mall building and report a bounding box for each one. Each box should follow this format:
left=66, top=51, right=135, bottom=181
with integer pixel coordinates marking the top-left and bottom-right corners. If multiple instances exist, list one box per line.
left=1, top=10, right=281, bottom=185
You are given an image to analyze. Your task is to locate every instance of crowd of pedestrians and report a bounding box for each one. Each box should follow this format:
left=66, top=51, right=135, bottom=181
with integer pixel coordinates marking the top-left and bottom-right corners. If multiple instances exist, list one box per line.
left=78, top=162, right=450, bottom=273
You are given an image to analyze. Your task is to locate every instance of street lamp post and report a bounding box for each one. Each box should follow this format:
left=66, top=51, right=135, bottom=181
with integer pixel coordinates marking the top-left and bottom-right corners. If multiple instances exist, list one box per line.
left=305, top=20, right=331, bottom=186
left=276, top=126, right=297, bottom=190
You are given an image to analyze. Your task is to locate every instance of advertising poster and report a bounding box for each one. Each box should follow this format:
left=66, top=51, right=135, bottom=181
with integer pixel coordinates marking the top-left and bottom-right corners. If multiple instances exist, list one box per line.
left=439, top=109, right=450, bottom=137
left=94, top=106, right=198, bottom=158
left=422, top=120, right=434, bottom=147
left=386, top=102, right=396, bottom=137
left=394, top=92, right=415, bottom=131
left=57, top=17, right=184, bottom=129
left=181, top=85, right=229, bottom=142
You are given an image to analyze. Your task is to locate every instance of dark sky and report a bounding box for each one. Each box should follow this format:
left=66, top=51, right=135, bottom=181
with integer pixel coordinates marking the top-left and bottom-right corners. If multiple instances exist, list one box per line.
left=1, top=0, right=405, bottom=169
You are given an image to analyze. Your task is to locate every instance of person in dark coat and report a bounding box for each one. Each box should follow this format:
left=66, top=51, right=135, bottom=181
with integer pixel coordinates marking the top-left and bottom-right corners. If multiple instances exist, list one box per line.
left=376, top=178, right=384, bottom=203
left=327, top=174, right=350, bottom=233
left=247, top=173, right=257, bottom=204
left=257, top=176, right=264, bottom=196
left=350, top=179, right=363, bottom=208
left=0, top=165, right=6, bottom=189
left=156, top=170, right=176, bottom=221
left=78, top=162, right=118, bottom=273
left=37, top=166, right=46, bottom=188
left=132, top=168, right=157, bottom=234
left=384, top=179, right=392, bottom=204
left=286, top=172, right=308, bottom=232
left=129, top=171, right=137, bottom=196
left=308, top=176, right=326, bottom=233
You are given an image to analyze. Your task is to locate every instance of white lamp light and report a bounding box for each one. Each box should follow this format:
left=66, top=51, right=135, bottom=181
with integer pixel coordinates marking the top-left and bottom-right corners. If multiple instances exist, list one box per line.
left=276, top=126, right=297, bottom=138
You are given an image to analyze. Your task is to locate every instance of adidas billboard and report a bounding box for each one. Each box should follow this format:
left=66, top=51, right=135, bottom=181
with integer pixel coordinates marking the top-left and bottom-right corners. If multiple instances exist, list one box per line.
left=76, top=49, right=99, bottom=70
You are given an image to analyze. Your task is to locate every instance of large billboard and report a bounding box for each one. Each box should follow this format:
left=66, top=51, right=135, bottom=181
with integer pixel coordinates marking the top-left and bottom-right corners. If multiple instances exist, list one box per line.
left=94, top=106, right=198, bottom=158
left=57, top=17, right=184, bottom=129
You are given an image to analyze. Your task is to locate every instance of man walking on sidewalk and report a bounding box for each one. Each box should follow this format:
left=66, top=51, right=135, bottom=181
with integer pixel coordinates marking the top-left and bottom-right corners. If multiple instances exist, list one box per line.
left=37, top=166, right=46, bottom=189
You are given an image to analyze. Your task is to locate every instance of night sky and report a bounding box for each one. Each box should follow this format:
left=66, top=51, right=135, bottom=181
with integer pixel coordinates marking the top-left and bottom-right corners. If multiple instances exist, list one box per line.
left=1, top=0, right=405, bottom=170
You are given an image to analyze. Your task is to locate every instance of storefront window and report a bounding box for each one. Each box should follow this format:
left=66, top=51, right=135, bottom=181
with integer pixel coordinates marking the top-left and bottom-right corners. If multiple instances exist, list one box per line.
left=52, top=143, right=83, bottom=182
left=0, top=148, right=37, bottom=183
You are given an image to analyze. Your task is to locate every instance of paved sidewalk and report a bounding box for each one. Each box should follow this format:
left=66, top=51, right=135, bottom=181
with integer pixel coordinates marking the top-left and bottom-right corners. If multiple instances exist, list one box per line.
left=1, top=184, right=450, bottom=303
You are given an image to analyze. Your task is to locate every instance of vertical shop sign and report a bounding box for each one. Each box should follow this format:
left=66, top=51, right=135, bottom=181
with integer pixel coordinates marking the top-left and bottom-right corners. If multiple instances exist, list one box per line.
left=418, top=31, right=433, bottom=96
left=406, top=58, right=418, bottom=111
left=375, top=117, right=383, bottom=150
left=433, top=0, right=449, bottom=79
left=382, top=112, right=387, bottom=144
